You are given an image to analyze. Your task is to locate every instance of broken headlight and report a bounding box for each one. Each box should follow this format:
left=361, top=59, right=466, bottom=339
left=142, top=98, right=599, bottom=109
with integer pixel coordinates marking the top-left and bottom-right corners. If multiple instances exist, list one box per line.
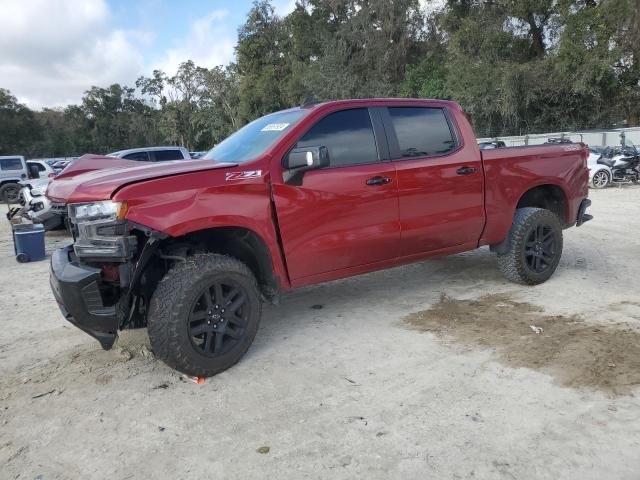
left=68, top=201, right=136, bottom=259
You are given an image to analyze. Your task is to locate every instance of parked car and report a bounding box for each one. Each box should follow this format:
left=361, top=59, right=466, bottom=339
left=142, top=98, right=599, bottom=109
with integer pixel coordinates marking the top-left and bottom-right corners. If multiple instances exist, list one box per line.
left=48, top=98, right=591, bottom=378
left=588, top=149, right=611, bottom=188
left=478, top=140, right=506, bottom=149
left=0, top=155, right=30, bottom=203
left=189, top=151, right=208, bottom=159
left=108, top=146, right=191, bottom=161
left=52, top=160, right=70, bottom=175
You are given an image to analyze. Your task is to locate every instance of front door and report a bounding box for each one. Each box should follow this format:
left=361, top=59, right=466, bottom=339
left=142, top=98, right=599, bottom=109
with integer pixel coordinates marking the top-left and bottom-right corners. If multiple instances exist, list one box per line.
left=272, top=108, right=400, bottom=281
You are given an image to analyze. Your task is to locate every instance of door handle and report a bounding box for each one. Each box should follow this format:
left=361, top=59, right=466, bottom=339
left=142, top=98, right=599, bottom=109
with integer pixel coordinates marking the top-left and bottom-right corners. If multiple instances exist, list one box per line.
left=456, top=166, right=476, bottom=175
left=366, top=176, right=392, bottom=186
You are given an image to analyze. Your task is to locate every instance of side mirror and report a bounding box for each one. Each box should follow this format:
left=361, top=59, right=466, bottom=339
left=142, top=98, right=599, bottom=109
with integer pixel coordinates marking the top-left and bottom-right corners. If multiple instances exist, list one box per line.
left=283, top=146, right=329, bottom=184
left=285, top=146, right=329, bottom=170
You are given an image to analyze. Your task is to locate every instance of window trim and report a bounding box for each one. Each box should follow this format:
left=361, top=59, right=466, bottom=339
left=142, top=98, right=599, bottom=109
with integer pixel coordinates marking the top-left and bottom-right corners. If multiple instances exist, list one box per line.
left=380, top=106, right=462, bottom=162
left=283, top=107, right=389, bottom=170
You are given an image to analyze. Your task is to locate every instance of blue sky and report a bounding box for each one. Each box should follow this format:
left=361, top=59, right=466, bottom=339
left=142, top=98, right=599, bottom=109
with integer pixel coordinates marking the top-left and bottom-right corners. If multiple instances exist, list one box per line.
left=0, top=0, right=295, bottom=108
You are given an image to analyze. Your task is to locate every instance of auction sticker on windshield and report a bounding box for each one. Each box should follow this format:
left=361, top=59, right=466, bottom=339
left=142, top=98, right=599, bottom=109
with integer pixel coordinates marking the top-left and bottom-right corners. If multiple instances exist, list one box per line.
left=261, top=123, right=290, bottom=132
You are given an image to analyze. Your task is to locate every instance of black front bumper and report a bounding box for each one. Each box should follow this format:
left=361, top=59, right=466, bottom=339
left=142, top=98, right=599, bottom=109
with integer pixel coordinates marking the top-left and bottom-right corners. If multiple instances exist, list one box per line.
left=50, top=245, right=120, bottom=350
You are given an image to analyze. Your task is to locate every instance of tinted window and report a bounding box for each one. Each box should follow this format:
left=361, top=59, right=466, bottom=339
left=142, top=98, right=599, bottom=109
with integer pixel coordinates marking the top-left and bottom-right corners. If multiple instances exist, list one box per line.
left=296, top=109, right=378, bottom=167
left=1, top=158, right=23, bottom=170
left=154, top=149, right=184, bottom=161
left=388, top=107, right=456, bottom=158
left=122, top=152, right=150, bottom=161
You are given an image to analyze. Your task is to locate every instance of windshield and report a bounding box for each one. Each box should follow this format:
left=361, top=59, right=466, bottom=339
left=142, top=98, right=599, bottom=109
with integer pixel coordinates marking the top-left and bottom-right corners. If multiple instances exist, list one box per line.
left=203, top=109, right=308, bottom=163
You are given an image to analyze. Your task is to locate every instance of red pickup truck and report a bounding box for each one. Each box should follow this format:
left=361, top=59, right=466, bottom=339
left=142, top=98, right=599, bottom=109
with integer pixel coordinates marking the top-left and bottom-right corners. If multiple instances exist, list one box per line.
left=48, top=99, right=592, bottom=377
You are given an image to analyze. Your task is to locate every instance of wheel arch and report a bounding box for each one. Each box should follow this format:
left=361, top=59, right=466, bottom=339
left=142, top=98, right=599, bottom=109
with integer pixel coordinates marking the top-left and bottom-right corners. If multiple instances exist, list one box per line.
left=153, top=226, right=280, bottom=301
left=515, top=183, right=569, bottom=226
left=0, top=179, right=21, bottom=187
left=490, top=183, right=569, bottom=255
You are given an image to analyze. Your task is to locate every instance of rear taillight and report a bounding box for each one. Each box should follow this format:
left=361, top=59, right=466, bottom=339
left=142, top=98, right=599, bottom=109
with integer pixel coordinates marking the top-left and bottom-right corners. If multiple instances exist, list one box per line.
left=580, top=143, right=589, bottom=167
left=48, top=173, right=56, bottom=178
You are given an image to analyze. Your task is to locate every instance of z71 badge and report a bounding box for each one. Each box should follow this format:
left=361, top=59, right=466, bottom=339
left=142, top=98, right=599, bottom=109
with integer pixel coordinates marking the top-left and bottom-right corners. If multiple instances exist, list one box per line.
left=225, top=170, right=263, bottom=181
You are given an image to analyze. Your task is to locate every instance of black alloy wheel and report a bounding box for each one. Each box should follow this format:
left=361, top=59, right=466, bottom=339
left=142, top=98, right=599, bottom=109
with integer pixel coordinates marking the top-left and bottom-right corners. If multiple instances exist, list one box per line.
left=147, top=253, right=261, bottom=377
left=188, top=280, right=249, bottom=357
left=496, top=207, right=564, bottom=285
left=523, top=224, right=558, bottom=273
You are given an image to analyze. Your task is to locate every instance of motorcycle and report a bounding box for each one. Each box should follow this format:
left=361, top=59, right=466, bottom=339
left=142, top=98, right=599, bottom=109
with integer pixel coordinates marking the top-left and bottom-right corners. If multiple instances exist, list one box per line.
left=6, top=179, right=66, bottom=230
left=590, top=142, right=640, bottom=188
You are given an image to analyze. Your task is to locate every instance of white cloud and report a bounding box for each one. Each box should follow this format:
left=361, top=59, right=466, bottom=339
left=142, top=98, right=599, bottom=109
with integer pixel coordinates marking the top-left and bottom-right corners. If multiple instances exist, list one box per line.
left=0, top=0, right=147, bottom=109
left=154, top=9, right=236, bottom=76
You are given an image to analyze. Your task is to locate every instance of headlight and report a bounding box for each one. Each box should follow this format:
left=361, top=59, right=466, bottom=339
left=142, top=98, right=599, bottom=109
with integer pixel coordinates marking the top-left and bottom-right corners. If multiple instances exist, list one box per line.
left=69, top=201, right=128, bottom=222
left=68, top=201, right=135, bottom=259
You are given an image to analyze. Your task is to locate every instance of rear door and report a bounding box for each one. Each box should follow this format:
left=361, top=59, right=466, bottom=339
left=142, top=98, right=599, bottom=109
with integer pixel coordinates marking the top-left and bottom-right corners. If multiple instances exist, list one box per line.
left=272, top=107, right=400, bottom=281
left=382, top=106, right=484, bottom=255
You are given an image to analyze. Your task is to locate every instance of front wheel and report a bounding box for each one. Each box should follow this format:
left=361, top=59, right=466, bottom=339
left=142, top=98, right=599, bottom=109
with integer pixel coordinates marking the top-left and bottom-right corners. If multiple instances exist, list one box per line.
left=147, top=254, right=262, bottom=377
left=591, top=170, right=610, bottom=189
left=0, top=183, right=21, bottom=203
left=496, top=207, right=563, bottom=285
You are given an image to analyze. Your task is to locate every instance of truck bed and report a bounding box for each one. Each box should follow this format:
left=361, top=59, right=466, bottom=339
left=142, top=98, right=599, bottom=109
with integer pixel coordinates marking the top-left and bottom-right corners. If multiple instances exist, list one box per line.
left=479, top=144, right=589, bottom=246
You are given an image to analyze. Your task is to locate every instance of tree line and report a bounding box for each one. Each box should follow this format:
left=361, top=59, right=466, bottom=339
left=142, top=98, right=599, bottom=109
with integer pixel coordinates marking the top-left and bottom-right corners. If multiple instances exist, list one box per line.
left=1, top=0, right=638, bottom=158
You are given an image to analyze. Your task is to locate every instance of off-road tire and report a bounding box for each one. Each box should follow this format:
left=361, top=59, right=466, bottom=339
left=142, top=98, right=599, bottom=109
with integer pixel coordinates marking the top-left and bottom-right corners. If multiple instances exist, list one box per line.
left=496, top=207, right=563, bottom=285
left=0, top=183, right=21, bottom=203
left=147, top=254, right=261, bottom=377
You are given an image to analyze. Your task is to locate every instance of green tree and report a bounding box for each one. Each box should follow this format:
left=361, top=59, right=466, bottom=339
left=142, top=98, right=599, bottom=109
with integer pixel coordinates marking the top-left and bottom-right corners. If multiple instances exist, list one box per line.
left=0, top=89, right=41, bottom=156
left=236, top=1, right=292, bottom=121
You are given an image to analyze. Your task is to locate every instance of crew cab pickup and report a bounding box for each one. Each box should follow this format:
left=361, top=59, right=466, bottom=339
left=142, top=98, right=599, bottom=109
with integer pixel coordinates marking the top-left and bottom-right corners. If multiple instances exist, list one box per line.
left=48, top=99, right=592, bottom=377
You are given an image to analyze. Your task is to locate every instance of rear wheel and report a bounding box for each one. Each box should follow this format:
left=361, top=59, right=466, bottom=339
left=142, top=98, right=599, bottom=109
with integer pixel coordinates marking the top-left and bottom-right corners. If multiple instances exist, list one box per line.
left=496, top=207, right=563, bottom=285
left=147, top=254, right=261, bottom=377
left=0, top=183, right=21, bottom=203
left=591, top=170, right=610, bottom=189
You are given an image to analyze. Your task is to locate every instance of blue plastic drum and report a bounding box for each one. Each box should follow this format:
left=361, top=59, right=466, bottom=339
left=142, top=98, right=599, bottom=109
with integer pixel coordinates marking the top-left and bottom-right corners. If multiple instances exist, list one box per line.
left=13, top=224, right=46, bottom=262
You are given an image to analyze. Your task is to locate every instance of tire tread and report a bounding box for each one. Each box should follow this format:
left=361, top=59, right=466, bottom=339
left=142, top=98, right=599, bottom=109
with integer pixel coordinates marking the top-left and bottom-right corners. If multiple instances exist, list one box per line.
left=496, top=207, right=563, bottom=285
left=147, top=253, right=261, bottom=377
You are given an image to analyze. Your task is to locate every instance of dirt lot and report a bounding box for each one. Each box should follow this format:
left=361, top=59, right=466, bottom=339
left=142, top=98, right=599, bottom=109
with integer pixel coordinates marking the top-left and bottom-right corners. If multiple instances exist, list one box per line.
left=1, top=186, right=639, bottom=479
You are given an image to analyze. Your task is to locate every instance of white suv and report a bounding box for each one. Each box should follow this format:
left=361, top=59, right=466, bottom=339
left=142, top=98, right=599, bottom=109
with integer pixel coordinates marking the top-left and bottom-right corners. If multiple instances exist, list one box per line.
left=0, top=155, right=29, bottom=203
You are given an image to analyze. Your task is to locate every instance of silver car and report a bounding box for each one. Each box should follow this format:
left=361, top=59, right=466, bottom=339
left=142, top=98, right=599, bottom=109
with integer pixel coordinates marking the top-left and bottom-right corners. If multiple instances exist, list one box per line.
left=107, top=146, right=191, bottom=162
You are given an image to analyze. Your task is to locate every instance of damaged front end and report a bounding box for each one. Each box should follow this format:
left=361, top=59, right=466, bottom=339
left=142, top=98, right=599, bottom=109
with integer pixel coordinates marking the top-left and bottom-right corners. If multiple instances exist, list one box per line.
left=50, top=200, right=165, bottom=349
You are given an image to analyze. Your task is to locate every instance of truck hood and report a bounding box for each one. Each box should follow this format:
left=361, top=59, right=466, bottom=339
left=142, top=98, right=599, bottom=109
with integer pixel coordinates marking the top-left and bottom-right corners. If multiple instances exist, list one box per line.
left=47, top=154, right=237, bottom=203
